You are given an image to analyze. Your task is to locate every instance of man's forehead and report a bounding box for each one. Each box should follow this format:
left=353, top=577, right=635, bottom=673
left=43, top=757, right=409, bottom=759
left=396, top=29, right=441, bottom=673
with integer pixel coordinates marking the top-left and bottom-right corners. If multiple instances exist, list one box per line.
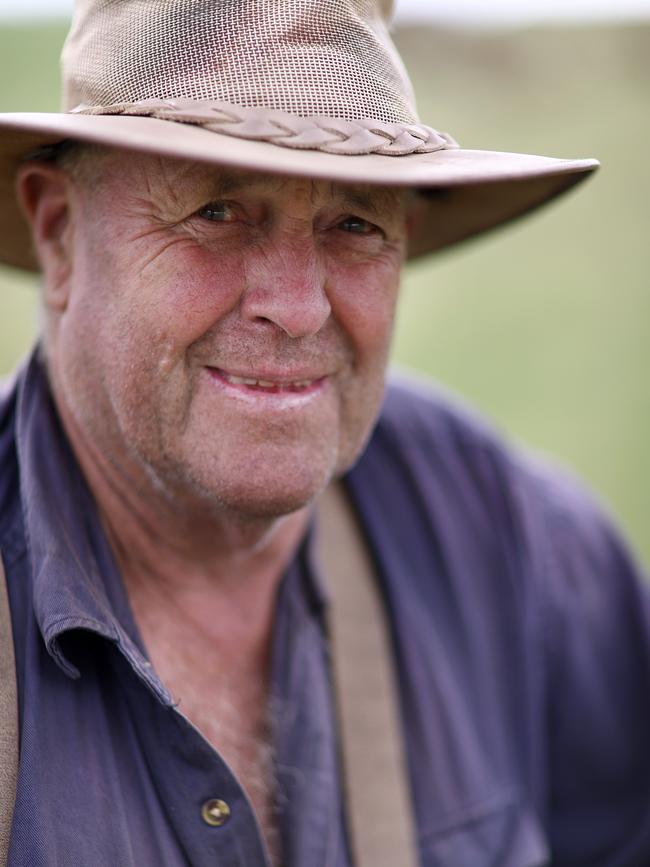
left=112, top=149, right=408, bottom=213
left=212, top=168, right=399, bottom=200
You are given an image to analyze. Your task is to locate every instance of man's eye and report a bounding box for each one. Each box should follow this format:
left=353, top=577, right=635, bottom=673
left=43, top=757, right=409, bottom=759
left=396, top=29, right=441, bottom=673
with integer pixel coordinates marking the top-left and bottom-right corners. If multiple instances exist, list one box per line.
left=197, top=202, right=235, bottom=222
left=338, top=216, right=377, bottom=235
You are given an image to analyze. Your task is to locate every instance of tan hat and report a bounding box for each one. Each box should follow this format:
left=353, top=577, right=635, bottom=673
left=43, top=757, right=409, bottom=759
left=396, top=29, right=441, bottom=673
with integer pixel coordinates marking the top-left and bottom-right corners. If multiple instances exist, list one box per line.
left=0, top=0, right=598, bottom=271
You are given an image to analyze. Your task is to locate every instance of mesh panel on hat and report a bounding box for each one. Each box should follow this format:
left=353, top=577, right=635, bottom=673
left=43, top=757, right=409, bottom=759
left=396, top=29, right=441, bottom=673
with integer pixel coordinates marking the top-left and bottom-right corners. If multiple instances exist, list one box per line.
left=63, top=0, right=418, bottom=124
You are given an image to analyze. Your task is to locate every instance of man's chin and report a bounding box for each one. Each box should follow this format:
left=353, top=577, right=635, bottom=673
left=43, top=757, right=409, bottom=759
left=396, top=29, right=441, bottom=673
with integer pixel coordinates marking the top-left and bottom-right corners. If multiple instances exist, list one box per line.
left=223, top=465, right=337, bottom=518
left=223, top=493, right=314, bottom=522
left=175, top=458, right=337, bottom=522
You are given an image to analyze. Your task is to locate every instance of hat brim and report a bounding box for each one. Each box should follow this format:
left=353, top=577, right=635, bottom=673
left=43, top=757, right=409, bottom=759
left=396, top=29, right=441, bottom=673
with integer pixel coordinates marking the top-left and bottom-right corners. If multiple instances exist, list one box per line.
left=0, top=112, right=599, bottom=271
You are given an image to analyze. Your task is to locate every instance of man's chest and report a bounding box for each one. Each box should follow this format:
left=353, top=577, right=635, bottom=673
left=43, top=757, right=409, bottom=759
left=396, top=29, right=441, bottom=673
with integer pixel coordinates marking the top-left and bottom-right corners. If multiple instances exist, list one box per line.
left=135, top=615, right=283, bottom=864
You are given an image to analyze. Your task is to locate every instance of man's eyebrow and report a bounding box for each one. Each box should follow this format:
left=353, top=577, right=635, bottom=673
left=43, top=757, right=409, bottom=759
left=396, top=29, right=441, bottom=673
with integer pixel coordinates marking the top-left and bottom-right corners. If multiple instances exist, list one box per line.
left=338, top=189, right=403, bottom=219
left=208, top=172, right=405, bottom=216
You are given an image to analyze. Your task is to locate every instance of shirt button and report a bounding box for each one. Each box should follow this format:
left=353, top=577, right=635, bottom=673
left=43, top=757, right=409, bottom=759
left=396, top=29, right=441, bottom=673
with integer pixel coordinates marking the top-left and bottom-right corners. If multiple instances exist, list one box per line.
left=201, top=799, right=231, bottom=827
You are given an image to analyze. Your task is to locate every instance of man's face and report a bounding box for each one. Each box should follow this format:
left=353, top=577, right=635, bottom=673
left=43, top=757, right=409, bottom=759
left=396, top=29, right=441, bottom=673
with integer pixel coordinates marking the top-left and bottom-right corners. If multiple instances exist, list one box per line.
left=47, top=149, right=408, bottom=517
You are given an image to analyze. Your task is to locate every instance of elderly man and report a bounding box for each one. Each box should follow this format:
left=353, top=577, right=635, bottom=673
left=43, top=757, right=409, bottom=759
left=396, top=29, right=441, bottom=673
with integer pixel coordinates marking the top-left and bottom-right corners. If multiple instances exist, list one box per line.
left=1, top=2, right=649, bottom=866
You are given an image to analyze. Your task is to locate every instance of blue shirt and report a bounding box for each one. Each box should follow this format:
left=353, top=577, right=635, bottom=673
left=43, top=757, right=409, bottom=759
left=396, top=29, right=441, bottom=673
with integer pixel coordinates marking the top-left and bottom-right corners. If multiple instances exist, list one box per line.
left=3, top=349, right=650, bottom=866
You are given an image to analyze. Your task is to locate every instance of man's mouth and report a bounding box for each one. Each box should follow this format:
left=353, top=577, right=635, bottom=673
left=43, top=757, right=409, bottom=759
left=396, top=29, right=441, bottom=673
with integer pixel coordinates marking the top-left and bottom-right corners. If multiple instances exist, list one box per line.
left=207, top=367, right=326, bottom=396
left=219, top=371, right=319, bottom=392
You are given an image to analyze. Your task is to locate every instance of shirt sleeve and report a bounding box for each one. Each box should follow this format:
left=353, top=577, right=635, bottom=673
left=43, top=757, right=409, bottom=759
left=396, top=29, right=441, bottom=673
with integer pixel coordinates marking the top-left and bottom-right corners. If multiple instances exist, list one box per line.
left=528, top=464, right=650, bottom=866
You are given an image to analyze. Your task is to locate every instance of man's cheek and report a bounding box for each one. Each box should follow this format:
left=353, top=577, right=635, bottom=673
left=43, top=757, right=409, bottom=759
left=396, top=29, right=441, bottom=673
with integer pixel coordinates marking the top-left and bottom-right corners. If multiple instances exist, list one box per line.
left=140, top=249, right=244, bottom=336
left=330, top=274, right=399, bottom=345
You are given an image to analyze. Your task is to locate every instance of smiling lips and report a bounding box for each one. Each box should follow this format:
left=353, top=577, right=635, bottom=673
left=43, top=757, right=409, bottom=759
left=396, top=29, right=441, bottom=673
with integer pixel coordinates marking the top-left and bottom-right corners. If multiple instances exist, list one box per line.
left=208, top=367, right=325, bottom=395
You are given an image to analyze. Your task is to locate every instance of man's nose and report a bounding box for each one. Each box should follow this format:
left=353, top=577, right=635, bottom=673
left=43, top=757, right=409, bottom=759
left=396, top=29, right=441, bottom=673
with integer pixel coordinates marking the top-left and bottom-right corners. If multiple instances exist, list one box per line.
left=240, top=238, right=332, bottom=339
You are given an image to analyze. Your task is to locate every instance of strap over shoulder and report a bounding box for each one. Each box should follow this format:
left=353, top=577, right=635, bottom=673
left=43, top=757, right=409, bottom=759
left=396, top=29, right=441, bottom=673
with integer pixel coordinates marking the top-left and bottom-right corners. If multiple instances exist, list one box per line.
left=317, top=484, right=419, bottom=867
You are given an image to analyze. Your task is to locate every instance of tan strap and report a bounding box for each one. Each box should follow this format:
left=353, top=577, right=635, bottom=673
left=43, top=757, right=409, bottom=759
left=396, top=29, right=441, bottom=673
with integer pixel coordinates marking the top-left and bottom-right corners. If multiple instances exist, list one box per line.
left=0, top=554, right=17, bottom=867
left=318, top=484, right=419, bottom=867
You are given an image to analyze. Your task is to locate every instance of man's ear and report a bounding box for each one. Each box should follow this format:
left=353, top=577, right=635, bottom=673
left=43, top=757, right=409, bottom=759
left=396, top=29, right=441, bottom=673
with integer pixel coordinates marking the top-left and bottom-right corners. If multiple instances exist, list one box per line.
left=15, top=162, right=75, bottom=310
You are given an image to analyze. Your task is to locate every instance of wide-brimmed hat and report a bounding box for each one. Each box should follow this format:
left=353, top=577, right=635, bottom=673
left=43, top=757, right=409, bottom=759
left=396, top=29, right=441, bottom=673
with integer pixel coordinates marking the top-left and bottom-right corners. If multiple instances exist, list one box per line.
left=0, top=0, right=598, bottom=271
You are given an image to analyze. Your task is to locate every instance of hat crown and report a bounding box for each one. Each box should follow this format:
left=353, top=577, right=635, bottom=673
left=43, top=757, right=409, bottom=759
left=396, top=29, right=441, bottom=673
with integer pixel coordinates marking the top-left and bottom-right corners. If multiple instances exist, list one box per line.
left=62, top=0, right=418, bottom=124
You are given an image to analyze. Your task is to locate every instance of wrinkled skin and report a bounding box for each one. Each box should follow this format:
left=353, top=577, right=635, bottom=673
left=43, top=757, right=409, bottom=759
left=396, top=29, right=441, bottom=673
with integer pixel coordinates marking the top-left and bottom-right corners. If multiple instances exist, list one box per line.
left=20, top=149, right=409, bottom=527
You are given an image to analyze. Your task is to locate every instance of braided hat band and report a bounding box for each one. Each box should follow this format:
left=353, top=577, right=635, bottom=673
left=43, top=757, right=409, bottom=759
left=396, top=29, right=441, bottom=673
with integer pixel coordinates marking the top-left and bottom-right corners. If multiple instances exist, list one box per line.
left=72, top=98, right=458, bottom=156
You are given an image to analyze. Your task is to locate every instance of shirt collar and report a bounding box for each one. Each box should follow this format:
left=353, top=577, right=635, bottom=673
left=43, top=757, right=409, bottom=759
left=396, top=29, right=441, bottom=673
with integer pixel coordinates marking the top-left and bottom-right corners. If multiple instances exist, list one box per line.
left=15, top=347, right=169, bottom=701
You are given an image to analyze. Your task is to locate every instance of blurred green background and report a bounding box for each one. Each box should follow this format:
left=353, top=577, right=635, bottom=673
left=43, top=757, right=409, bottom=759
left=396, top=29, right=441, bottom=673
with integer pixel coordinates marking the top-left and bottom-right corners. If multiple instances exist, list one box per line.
left=0, top=21, right=648, bottom=564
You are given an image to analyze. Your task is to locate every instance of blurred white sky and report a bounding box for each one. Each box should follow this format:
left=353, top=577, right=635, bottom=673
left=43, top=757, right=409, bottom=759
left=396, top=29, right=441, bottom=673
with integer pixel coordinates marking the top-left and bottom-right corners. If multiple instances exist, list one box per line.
left=1, top=0, right=650, bottom=25
left=398, top=0, right=650, bottom=23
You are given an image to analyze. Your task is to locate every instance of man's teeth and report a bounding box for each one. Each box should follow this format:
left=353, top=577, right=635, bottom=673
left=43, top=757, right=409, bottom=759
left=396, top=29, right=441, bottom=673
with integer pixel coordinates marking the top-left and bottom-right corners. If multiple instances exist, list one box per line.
left=222, top=372, right=315, bottom=390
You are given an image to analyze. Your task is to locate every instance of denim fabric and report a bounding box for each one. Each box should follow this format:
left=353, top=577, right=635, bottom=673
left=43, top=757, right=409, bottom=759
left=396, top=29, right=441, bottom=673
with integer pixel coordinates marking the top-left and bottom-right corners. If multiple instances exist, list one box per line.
left=2, top=349, right=650, bottom=867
